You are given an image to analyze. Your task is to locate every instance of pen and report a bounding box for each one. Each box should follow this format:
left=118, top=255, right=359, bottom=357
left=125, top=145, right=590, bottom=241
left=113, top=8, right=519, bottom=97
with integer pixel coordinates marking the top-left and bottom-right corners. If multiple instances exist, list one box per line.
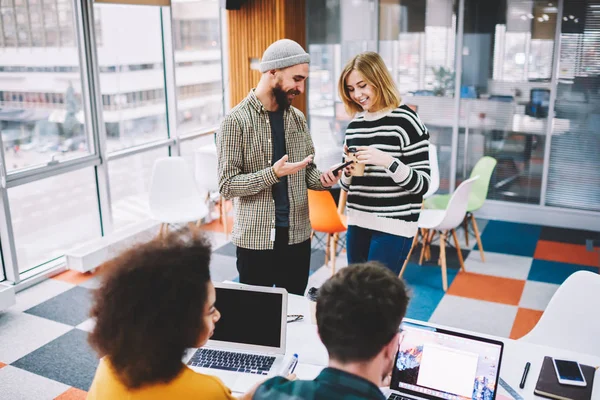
left=519, top=362, right=531, bottom=389
left=282, top=353, right=299, bottom=376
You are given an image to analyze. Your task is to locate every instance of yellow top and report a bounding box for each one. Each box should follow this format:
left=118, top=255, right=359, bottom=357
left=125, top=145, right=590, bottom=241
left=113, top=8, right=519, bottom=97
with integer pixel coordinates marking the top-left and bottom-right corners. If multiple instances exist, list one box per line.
left=87, top=358, right=236, bottom=400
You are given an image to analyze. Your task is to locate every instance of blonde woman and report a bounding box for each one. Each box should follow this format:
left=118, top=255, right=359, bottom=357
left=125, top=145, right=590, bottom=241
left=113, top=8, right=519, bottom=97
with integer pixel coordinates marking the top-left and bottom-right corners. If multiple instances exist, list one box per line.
left=339, top=52, right=430, bottom=275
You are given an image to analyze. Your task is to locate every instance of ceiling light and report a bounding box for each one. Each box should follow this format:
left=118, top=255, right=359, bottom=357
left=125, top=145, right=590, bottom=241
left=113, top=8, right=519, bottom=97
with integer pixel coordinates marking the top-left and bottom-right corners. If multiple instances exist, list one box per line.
left=542, top=14, right=549, bottom=20
left=527, top=13, right=534, bottom=19
left=563, top=16, right=568, bottom=21
left=574, top=18, right=579, bottom=23
left=521, top=15, right=528, bottom=20
left=569, top=15, right=575, bottom=19
left=537, top=17, right=544, bottom=22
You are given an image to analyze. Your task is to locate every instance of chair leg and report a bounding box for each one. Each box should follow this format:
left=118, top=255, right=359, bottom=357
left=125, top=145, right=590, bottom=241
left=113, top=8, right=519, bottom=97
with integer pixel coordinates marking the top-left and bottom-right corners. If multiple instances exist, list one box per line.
left=331, top=233, right=339, bottom=275
left=440, top=231, right=448, bottom=291
left=452, top=228, right=466, bottom=271
left=325, top=234, right=331, bottom=267
left=419, top=229, right=428, bottom=265
left=399, top=232, right=419, bottom=278
left=471, top=214, right=485, bottom=262
left=463, top=215, right=469, bottom=247
left=426, top=229, right=436, bottom=262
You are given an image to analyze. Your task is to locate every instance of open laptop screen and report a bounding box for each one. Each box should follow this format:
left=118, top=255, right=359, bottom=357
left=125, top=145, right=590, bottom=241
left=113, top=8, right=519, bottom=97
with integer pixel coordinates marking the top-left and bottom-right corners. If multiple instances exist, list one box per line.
left=390, top=322, right=503, bottom=400
left=212, top=287, right=283, bottom=348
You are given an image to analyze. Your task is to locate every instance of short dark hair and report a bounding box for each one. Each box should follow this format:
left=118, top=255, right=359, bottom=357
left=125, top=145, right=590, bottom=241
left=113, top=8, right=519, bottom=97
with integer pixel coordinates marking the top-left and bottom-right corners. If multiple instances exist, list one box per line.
left=316, top=262, right=409, bottom=363
left=88, top=230, right=212, bottom=389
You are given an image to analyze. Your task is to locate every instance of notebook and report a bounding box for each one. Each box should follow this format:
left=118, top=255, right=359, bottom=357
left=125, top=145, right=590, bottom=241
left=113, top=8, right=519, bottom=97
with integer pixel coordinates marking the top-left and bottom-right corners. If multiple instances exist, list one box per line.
left=534, top=356, right=596, bottom=400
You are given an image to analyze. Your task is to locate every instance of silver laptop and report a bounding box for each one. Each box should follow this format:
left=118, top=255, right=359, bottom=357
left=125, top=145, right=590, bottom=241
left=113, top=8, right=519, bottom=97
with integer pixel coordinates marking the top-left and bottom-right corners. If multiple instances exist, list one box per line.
left=184, top=282, right=287, bottom=392
left=385, top=321, right=504, bottom=400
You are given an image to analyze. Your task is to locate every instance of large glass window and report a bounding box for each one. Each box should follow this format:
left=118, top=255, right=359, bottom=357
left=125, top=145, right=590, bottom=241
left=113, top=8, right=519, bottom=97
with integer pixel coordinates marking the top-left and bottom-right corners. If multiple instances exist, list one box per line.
left=0, top=0, right=93, bottom=173
left=93, top=4, right=168, bottom=153
left=172, top=0, right=224, bottom=135
left=8, top=168, right=102, bottom=273
left=108, top=148, right=168, bottom=231
left=545, top=0, right=600, bottom=211
left=455, top=0, right=556, bottom=205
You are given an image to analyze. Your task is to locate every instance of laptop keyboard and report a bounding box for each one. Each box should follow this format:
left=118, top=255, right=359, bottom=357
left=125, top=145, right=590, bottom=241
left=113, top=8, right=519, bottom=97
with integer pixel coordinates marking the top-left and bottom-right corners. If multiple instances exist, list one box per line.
left=388, top=394, right=414, bottom=400
left=187, top=349, right=275, bottom=375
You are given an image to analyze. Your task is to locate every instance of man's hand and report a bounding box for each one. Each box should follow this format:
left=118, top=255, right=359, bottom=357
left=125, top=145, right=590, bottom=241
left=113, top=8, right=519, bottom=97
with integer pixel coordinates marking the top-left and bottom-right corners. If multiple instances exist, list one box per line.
left=273, top=154, right=313, bottom=178
left=320, top=168, right=342, bottom=187
left=355, top=146, right=394, bottom=168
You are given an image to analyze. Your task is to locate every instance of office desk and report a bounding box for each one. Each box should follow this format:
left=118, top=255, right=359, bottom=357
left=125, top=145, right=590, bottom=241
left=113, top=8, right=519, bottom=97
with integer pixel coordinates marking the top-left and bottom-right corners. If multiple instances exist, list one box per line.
left=280, top=294, right=600, bottom=400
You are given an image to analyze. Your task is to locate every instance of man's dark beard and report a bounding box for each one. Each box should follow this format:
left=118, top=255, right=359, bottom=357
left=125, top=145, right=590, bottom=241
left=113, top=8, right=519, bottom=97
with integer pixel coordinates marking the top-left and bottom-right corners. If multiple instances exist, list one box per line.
left=272, top=85, right=300, bottom=111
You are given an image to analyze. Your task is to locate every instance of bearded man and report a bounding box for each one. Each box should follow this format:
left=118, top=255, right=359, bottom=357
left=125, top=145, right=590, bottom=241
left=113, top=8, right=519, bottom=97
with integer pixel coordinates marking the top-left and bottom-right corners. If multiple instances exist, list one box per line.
left=216, top=39, right=340, bottom=295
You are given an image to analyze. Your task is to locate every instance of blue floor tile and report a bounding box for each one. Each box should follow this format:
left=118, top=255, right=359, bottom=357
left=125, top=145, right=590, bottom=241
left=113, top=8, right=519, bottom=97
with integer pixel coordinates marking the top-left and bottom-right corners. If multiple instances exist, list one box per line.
left=476, top=220, right=542, bottom=257
left=401, top=263, right=458, bottom=321
left=528, top=259, right=597, bottom=285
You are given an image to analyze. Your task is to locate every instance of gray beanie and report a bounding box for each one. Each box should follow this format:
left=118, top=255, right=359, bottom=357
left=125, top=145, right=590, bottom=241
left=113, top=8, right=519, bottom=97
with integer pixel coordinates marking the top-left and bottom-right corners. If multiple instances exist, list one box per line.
left=259, top=39, right=310, bottom=73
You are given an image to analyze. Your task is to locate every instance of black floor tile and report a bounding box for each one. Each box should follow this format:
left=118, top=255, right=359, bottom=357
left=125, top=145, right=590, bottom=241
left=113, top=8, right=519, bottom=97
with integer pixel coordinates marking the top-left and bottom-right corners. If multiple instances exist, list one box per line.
left=310, top=249, right=326, bottom=273
left=539, top=226, right=600, bottom=246
left=25, top=286, right=92, bottom=326
left=12, top=329, right=99, bottom=391
left=214, top=241, right=237, bottom=257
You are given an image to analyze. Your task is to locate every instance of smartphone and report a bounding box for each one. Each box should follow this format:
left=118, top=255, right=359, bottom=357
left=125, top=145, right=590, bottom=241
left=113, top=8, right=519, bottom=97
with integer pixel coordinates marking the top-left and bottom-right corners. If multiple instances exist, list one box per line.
left=331, top=160, right=354, bottom=175
left=552, top=358, right=587, bottom=387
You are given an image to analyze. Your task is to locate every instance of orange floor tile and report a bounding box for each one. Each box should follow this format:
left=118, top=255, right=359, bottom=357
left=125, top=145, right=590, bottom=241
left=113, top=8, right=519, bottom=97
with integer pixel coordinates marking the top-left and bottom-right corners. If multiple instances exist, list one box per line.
left=510, top=308, right=544, bottom=340
left=51, top=269, right=98, bottom=285
left=54, top=387, right=87, bottom=400
left=201, top=215, right=234, bottom=234
left=534, top=240, right=599, bottom=267
left=447, top=272, right=526, bottom=306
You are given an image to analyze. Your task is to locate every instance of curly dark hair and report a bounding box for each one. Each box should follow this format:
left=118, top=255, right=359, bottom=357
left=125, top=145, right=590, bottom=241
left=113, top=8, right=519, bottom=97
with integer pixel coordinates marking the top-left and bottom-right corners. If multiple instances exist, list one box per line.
left=316, top=262, right=409, bottom=363
left=88, top=230, right=212, bottom=389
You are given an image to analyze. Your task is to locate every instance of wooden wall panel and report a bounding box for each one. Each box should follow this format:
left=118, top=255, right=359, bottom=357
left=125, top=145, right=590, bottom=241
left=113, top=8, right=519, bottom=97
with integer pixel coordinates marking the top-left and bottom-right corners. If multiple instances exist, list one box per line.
left=226, top=0, right=307, bottom=114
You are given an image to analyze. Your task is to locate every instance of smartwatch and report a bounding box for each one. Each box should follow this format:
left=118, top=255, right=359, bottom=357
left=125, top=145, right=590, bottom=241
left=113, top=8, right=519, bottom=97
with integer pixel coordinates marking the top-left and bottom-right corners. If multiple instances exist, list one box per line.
left=388, top=159, right=400, bottom=173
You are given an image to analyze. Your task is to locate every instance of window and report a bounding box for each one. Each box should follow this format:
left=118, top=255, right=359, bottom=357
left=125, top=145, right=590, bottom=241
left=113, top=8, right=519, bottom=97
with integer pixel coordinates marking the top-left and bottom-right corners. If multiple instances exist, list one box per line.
left=172, top=0, right=224, bottom=135
left=94, top=4, right=168, bottom=153
left=108, top=148, right=168, bottom=231
left=8, top=168, right=102, bottom=273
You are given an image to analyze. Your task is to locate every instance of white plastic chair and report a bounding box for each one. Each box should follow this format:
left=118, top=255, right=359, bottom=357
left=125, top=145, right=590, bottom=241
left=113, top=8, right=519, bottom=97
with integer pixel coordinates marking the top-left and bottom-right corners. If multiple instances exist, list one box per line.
left=149, top=157, right=209, bottom=236
left=423, top=144, right=440, bottom=199
left=399, top=176, right=479, bottom=291
left=194, top=144, right=229, bottom=236
left=520, top=271, right=600, bottom=357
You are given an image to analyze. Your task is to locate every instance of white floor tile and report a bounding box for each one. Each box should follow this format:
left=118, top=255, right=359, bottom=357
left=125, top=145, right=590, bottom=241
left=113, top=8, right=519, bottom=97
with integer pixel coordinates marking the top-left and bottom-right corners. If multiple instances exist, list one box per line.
left=0, top=311, right=72, bottom=364
left=76, top=317, right=96, bottom=333
left=464, top=251, right=532, bottom=280
left=519, top=281, right=559, bottom=311
left=0, top=366, right=69, bottom=400
left=12, top=280, right=74, bottom=313
left=429, top=295, right=518, bottom=338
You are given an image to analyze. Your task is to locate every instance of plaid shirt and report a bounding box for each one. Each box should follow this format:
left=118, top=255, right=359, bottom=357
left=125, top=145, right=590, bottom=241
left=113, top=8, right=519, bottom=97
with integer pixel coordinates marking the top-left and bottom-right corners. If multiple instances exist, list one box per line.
left=216, top=90, right=325, bottom=250
left=253, top=367, right=387, bottom=400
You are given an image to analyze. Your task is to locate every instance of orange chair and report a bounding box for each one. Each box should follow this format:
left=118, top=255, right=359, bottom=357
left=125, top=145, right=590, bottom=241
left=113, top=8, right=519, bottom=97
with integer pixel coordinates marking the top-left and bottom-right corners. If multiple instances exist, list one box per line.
left=307, top=190, right=348, bottom=275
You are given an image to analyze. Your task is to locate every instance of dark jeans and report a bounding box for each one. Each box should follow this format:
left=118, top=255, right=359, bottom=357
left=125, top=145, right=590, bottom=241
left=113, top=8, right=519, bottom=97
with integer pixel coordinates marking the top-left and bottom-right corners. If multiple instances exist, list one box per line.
left=346, top=225, right=413, bottom=275
left=236, top=227, right=311, bottom=295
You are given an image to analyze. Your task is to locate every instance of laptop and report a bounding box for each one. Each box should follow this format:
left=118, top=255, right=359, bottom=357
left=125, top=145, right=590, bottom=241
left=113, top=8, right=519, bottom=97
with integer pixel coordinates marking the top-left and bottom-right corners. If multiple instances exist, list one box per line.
left=184, top=282, right=287, bottom=392
left=385, top=321, right=504, bottom=400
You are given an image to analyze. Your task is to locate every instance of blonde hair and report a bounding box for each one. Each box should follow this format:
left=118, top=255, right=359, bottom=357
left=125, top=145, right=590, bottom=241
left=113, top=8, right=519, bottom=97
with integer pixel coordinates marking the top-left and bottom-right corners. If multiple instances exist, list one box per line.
left=338, top=52, right=401, bottom=116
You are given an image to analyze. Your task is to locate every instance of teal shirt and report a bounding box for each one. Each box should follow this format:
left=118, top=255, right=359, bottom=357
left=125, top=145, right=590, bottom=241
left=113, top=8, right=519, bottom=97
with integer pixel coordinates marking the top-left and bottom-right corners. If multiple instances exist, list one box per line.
left=253, top=367, right=386, bottom=400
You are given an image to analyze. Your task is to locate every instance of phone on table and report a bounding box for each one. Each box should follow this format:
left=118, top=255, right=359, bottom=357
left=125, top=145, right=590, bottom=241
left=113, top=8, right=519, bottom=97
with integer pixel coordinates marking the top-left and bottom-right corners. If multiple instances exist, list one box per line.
left=552, top=358, right=587, bottom=387
left=331, top=160, right=354, bottom=175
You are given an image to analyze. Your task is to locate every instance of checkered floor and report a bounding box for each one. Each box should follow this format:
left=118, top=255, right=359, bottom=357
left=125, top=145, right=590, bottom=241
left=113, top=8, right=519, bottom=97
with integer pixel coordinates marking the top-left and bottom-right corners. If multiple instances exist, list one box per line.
left=0, top=218, right=598, bottom=399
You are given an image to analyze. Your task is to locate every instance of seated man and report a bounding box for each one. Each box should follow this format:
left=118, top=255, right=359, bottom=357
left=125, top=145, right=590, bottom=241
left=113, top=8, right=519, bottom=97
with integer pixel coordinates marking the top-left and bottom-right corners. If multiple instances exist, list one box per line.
left=254, top=262, right=409, bottom=399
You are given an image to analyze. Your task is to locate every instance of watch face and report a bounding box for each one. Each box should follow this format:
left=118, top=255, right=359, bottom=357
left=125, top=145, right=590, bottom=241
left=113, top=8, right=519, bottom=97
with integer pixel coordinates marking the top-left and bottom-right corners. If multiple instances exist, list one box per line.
left=389, top=161, right=399, bottom=173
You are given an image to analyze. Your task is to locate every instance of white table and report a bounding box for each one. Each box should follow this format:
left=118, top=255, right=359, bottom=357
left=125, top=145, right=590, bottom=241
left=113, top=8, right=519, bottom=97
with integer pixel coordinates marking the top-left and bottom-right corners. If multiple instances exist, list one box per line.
left=282, top=294, right=600, bottom=399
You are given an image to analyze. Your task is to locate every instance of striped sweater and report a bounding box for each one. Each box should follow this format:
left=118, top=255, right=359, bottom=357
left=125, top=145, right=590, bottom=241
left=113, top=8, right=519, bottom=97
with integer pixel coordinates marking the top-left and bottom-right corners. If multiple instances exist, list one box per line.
left=340, top=104, right=431, bottom=238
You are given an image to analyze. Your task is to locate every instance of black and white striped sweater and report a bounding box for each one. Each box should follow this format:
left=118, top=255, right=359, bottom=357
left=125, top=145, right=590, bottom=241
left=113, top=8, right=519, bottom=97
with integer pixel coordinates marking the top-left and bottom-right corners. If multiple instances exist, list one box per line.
left=340, top=104, right=431, bottom=238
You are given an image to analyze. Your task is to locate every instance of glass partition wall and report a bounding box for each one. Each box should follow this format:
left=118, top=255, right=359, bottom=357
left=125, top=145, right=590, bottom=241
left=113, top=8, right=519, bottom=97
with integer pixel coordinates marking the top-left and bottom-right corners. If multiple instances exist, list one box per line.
left=306, top=0, right=600, bottom=227
left=0, top=0, right=225, bottom=284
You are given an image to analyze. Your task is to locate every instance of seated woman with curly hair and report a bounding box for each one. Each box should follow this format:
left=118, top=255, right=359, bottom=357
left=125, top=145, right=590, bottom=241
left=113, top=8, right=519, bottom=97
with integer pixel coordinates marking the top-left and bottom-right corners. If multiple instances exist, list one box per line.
left=86, top=231, right=255, bottom=399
